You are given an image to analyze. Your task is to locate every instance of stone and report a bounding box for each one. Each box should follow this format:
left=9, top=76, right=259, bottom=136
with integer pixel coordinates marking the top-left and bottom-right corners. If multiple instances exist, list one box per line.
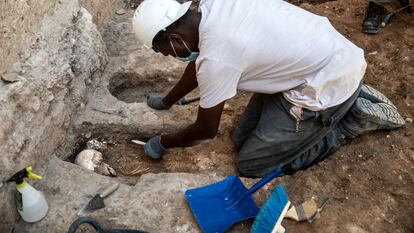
left=405, top=117, right=412, bottom=123
left=1, top=73, right=21, bottom=83
left=115, top=8, right=126, bottom=15
left=367, top=51, right=378, bottom=56
left=95, top=163, right=117, bottom=177
left=14, top=157, right=226, bottom=233
left=84, top=131, right=92, bottom=138
left=86, top=139, right=108, bottom=150
left=143, top=111, right=159, bottom=122
left=45, top=92, right=54, bottom=102
left=345, top=224, right=368, bottom=233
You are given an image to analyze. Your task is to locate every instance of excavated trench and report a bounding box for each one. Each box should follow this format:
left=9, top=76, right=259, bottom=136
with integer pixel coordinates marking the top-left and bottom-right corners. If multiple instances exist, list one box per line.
left=108, top=72, right=174, bottom=103
left=67, top=94, right=240, bottom=178
left=4, top=0, right=414, bottom=232
left=64, top=0, right=348, bottom=179
left=66, top=131, right=240, bottom=179
left=67, top=66, right=236, bottom=177
left=62, top=0, right=353, bottom=184
left=8, top=1, right=414, bottom=233
left=69, top=66, right=212, bottom=176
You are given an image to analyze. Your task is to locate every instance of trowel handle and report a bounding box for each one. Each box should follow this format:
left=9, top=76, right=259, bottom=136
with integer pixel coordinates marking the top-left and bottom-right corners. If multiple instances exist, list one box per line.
left=245, top=166, right=282, bottom=197
left=100, top=183, right=119, bottom=198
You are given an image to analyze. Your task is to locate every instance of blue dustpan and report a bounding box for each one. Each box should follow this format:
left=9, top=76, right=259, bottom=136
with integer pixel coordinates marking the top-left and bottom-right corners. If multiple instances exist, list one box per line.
left=185, top=166, right=282, bottom=233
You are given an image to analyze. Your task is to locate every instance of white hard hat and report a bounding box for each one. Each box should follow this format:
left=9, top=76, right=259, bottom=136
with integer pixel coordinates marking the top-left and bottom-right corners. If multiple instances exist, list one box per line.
left=132, top=0, right=192, bottom=49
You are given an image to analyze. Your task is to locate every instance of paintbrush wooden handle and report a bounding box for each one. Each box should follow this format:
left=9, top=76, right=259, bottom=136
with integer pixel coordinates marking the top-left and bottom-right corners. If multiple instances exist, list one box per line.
left=131, top=139, right=146, bottom=146
left=100, top=183, right=119, bottom=198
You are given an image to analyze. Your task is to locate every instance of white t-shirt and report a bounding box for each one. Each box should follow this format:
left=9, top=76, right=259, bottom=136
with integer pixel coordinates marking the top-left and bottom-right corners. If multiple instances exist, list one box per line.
left=195, top=0, right=367, bottom=111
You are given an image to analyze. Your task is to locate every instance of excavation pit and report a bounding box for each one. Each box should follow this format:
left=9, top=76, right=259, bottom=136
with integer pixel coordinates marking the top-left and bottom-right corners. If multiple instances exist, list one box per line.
left=108, top=72, right=175, bottom=103
left=70, top=136, right=238, bottom=178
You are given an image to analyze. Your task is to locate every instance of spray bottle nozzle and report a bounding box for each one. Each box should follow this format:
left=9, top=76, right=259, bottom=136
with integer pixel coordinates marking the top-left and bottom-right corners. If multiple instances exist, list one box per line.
left=7, top=166, right=43, bottom=186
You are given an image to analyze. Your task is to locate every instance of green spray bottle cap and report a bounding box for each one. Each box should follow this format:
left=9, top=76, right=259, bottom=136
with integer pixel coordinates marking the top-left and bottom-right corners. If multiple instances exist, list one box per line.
left=7, top=166, right=43, bottom=188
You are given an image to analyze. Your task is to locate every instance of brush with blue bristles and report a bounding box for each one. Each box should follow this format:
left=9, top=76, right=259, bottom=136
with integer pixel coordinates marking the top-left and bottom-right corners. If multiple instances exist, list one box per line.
left=251, top=184, right=291, bottom=233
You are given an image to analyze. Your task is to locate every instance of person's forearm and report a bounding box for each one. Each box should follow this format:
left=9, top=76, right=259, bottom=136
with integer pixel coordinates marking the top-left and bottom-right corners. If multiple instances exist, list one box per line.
left=161, top=122, right=216, bottom=148
left=160, top=101, right=225, bottom=150
left=163, top=61, right=198, bottom=107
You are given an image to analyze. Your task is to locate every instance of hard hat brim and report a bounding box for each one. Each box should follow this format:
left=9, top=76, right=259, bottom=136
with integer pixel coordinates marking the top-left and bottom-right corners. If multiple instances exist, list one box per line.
left=173, top=1, right=192, bottom=25
left=147, top=1, right=192, bottom=49
left=150, top=1, right=192, bottom=49
left=133, top=1, right=193, bottom=49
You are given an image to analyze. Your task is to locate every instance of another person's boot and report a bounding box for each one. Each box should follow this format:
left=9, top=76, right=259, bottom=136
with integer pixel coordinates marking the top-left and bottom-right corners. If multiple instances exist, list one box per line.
left=338, top=85, right=405, bottom=138
left=362, top=1, right=387, bottom=34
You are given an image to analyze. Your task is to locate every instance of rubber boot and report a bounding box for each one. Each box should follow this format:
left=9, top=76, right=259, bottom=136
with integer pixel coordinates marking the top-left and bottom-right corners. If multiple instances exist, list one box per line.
left=363, top=2, right=387, bottom=34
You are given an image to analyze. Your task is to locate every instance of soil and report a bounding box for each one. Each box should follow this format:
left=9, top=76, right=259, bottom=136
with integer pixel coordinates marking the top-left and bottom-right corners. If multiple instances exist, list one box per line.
left=108, top=72, right=176, bottom=103
left=83, top=0, right=414, bottom=232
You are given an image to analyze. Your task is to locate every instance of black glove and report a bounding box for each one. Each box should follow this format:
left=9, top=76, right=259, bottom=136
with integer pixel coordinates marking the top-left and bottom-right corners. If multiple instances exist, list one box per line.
left=144, top=136, right=166, bottom=159
left=147, top=92, right=170, bottom=110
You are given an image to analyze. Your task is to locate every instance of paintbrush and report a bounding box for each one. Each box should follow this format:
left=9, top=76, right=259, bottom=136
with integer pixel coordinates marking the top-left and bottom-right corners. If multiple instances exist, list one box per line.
left=285, top=197, right=331, bottom=222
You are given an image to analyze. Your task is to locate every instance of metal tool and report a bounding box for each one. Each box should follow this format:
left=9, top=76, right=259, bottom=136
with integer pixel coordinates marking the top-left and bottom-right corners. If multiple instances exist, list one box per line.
left=78, top=183, right=119, bottom=215
left=177, top=96, right=200, bottom=105
left=185, top=166, right=283, bottom=233
left=381, top=4, right=412, bottom=27
left=308, top=197, right=331, bottom=223
left=68, top=216, right=148, bottom=233
left=131, top=139, right=146, bottom=146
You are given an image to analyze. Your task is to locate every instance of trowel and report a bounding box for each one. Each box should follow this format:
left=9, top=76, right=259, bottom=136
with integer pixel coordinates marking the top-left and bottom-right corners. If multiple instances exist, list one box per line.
left=78, top=183, right=119, bottom=215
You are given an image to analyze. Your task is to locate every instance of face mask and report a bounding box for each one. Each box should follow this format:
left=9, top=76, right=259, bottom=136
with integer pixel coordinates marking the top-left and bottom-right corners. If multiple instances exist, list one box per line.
left=170, top=38, right=199, bottom=62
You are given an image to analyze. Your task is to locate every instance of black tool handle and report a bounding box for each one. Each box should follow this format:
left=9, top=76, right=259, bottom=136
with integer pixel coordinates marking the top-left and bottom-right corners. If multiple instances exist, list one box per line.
left=67, top=216, right=149, bottom=233
left=381, top=4, right=412, bottom=27
left=177, top=96, right=200, bottom=105
left=67, top=216, right=102, bottom=233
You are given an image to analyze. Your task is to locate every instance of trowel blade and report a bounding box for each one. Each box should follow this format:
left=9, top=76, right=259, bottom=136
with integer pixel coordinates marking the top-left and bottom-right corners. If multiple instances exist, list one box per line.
left=81, top=194, right=105, bottom=212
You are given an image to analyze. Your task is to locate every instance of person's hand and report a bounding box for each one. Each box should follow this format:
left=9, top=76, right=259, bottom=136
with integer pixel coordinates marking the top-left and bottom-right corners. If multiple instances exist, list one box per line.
left=147, top=92, right=170, bottom=110
left=144, top=136, right=166, bottom=159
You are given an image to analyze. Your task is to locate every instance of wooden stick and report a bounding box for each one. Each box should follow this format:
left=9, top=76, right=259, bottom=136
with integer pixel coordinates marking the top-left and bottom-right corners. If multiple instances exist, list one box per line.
left=131, top=139, right=146, bottom=146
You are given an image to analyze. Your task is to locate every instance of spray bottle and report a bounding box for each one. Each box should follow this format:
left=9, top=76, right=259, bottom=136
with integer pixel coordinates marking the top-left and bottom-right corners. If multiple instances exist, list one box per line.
left=7, top=166, right=49, bottom=222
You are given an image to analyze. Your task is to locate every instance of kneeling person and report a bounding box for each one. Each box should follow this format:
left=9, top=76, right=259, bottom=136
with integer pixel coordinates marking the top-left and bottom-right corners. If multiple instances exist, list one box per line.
left=132, top=0, right=405, bottom=177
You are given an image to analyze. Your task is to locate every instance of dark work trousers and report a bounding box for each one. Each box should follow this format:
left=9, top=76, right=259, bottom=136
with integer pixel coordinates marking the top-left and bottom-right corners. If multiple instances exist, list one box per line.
left=233, top=85, right=362, bottom=178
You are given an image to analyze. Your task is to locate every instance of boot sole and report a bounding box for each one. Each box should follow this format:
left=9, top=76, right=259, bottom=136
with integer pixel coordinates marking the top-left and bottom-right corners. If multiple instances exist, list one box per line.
left=353, top=98, right=405, bottom=130
left=360, top=85, right=396, bottom=107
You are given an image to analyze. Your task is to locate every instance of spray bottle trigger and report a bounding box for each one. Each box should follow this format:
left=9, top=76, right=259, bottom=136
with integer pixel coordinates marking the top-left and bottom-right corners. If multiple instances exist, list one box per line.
left=26, top=166, right=43, bottom=180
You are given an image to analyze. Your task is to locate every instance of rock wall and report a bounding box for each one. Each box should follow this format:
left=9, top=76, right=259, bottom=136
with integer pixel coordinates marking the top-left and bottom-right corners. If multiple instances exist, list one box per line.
left=0, top=0, right=116, bottom=74
left=80, top=0, right=118, bottom=31
left=0, top=0, right=117, bottom=232
left=0, top=0, right=58, bottom=73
